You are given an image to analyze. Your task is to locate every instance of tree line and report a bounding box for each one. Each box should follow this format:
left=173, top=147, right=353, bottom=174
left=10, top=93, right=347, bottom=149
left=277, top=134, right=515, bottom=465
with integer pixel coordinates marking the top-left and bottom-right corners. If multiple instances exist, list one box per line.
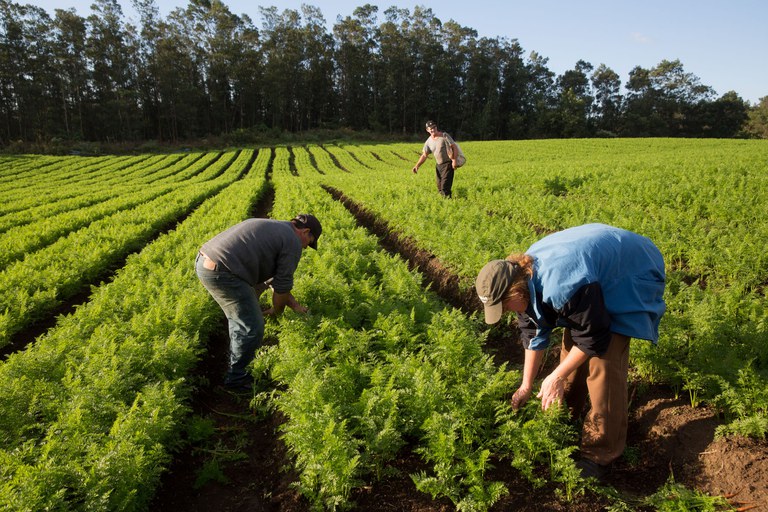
left=1, top=0, right=765, bottom=146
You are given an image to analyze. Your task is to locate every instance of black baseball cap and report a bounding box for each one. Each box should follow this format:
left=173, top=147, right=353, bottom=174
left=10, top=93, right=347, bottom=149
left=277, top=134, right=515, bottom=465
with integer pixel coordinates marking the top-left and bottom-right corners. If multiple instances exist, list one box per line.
left=293, top=213, right=322, bottom=249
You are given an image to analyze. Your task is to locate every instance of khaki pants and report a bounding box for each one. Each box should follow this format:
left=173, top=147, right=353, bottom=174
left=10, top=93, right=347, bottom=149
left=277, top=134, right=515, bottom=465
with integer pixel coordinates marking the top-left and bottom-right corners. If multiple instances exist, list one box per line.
left=561, top=330, right=630, bottom=466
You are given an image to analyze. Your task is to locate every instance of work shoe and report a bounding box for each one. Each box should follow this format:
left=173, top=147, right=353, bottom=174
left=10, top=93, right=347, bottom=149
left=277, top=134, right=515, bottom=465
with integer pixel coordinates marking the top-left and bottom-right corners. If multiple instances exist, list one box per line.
left=575, top=458, right=610, bottom=481
left=223, top=380, right=253, bottom=395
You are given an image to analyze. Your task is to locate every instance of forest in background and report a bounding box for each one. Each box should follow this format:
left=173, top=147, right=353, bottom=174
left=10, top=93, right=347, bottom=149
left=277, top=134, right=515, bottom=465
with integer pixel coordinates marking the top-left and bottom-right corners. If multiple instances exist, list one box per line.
left=1, top=0, right=767, bottom=150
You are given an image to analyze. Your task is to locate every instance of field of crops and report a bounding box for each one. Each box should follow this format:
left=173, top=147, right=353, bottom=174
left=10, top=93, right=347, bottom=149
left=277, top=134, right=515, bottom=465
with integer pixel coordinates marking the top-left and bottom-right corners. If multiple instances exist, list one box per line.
left=0, top=139, right=766, bottom=511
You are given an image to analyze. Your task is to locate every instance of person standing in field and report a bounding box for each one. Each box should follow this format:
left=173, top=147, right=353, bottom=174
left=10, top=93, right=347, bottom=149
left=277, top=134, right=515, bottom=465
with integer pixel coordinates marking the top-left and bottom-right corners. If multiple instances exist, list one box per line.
left=411, top=120, right=460, bottom=198
left=196, top=214, right=322, bottom=392
left=475, top=223, right=666, bottom=480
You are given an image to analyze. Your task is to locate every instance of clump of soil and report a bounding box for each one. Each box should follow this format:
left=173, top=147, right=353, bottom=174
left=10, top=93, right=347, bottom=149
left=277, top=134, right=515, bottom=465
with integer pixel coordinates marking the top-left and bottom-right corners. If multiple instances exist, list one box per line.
left=612, top=387, right=768, bottom=510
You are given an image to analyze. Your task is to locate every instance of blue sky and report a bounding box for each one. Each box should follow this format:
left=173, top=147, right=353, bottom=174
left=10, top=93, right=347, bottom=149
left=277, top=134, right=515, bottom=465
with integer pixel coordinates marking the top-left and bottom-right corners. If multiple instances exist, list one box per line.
left=28, top=0, right=768, bottom=104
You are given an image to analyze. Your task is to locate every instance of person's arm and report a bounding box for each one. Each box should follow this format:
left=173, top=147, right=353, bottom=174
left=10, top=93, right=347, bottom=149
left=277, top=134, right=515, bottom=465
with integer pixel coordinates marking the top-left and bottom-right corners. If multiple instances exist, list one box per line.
left=266, top=291, right=307, bottom=315
left=512, top=311, right=553, bottom=409
left=412, top=152, right=428, bottom=173
left=264, top=243, right=304, bottom=315
left=563, top=283, right=612, bottom=356
left=511, top=348, right=546, bottom=409
left=536, top=283, right=611, bottom=410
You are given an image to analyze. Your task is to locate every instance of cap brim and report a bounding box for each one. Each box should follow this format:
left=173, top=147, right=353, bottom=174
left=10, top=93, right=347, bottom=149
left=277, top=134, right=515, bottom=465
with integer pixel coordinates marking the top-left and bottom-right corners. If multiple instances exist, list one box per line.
left=483, top=301, right=503, bottom=324
left=309, top=239, right=318, bottom=250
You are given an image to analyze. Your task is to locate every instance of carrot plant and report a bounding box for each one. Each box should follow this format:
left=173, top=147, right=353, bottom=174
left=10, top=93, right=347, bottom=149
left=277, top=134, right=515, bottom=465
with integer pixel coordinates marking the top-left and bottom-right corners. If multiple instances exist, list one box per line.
left=250, top=149, right=588, bottom=511
left=318, top=139, right=768, bottom=440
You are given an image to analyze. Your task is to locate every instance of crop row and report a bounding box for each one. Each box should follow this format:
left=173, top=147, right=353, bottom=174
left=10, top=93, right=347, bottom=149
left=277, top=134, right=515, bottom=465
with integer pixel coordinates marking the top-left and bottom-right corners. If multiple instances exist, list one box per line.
left=1, top=141, right=764, bottom=510
left=0, top=152, right=214, bottom=227
left=0, top=155, right=145, bottom=209
left=233, top=146, right=595, bottom=510
left=0, top=153, right=224, bottom=267
left=0, top=149, right=270, bottom=511
left=309, top=139, right=768, bottom=438
left=0, top=150, right=245, bottom=349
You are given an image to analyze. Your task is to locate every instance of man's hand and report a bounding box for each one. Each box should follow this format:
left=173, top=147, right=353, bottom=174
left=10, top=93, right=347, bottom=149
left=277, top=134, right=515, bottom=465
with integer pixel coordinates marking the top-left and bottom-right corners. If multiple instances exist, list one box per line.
left=265, top=292, right=308, bottom=316
left=287, top=295, right=308, bottom=314
left=412, top=166, right=418, bottom=174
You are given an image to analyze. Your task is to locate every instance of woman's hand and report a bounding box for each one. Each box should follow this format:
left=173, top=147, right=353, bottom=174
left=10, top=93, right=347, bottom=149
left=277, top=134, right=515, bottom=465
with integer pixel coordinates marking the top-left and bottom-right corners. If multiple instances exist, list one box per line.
left=537, top=373, right=566, bottom=411
left=511, top=386, right=533, bottom=410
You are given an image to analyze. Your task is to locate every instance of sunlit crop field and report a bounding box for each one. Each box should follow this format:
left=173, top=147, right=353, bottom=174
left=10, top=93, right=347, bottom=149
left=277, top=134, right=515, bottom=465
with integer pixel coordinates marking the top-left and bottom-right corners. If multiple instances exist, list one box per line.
left=0, top=138, right=766, bottom=510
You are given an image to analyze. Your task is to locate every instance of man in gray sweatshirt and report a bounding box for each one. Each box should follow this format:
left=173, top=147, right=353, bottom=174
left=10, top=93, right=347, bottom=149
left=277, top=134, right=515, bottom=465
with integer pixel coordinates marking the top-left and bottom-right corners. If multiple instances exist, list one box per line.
left=196, top=214, right=322, bottom=391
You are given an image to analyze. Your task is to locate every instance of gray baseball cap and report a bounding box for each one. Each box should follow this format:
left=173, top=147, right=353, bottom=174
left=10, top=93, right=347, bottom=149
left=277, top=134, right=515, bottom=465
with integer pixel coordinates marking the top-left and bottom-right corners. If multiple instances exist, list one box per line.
left=475, top=259, right=517, bottom=324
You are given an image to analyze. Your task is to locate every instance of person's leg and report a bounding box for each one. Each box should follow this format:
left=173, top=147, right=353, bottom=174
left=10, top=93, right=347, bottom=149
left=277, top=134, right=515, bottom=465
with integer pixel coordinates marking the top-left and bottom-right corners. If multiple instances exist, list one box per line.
left=579, top=333, right=630, bottom=466
left=435, top=161, right=454, bottom=198
left=196, top=256, right=265, bottom=386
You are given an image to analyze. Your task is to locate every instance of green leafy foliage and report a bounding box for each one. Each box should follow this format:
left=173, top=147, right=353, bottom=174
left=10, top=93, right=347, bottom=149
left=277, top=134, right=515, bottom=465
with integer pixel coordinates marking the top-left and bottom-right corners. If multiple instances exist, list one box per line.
left=2, top=139, right=767, bottom=511
left=253, top=153, right=583, bottom=511
left=641, top=477, right=732, bottom=511
left=0, top=149, right=268, bottom=510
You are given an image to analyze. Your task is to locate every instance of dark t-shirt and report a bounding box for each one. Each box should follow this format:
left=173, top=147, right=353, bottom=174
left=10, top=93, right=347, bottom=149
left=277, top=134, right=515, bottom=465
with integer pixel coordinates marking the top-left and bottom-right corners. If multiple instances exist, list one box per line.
left=200, top=219, right=302, bottom=293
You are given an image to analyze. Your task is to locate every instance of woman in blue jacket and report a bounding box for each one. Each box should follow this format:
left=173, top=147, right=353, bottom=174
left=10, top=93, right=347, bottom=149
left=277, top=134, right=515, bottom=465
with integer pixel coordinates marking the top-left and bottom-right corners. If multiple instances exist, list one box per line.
left=475, top=223, right=666, bottom=479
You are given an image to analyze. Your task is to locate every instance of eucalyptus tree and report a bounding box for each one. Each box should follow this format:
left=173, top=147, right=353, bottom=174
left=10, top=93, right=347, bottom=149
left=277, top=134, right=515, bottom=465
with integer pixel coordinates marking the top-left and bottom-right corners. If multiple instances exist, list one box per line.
left=131, top=0, right=161, bottom=139
left=85, top=0, right=140, bottom=141
left=51, top=8, right=89, bottom=139
left=407, top=6, right=450, bottom=130
left=525, top=51, right=557, bottom=138
left=228, top=12, right=263, bottom=131
left=622, top=65, right=659, bottom=135
left=461, top=36, right=503, bottom=139
left=554, top=59, right=594, bottom=137
left=590, top=63, right=622, bottom=135
left=745, top=96, right=768, bottom=139
left=179, top=0, right=259, bottom=135
left=496, top=37, right=529, bottom=139
left=439, top=20, right=475, bottom=135
left=372, top=7, right=415, bottom=133
left=298, top=4, right=335, bottom=131
left=155, top=7, right=207, bottom=140
left=0, top=1, right=56, bottom=142
left=692, top=90, right=748, bottom=138
left=333, top=4, right=379, bottom=130
left=259, top=6, right=300, bottom=130
left=624, top=59, right=714, bottom=136
left=259, top=5, right=334, bottom=131
left=651, top=59, right=715, bottom=136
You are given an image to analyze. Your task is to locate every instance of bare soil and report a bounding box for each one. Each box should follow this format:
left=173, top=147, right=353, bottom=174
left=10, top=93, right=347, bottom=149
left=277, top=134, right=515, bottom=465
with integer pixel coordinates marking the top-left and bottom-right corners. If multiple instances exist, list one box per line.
left=151, top=188, right=768, bottom=511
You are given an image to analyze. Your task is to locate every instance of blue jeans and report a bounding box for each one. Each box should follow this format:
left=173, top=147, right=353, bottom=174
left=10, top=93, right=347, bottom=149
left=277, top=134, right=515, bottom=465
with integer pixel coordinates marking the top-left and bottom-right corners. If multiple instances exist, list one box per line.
left=195, top=253, right=265, bottom=386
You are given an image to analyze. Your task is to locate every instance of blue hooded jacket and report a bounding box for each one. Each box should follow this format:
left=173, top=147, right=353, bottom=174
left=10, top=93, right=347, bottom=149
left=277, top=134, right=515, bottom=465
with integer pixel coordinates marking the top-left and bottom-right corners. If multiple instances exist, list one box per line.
left=518, top=224, right=666, bottom=356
